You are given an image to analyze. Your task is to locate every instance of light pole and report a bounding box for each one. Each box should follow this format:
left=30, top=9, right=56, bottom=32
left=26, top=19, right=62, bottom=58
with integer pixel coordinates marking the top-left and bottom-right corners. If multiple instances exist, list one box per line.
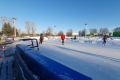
left=12, top=17, right=16, bottom=37
left=85, top=23, right=87, bottom=37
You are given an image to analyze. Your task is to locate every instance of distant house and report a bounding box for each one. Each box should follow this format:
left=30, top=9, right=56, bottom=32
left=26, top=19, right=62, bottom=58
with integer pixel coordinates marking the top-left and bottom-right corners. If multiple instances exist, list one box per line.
left=72, top=32, right=78, bottom=36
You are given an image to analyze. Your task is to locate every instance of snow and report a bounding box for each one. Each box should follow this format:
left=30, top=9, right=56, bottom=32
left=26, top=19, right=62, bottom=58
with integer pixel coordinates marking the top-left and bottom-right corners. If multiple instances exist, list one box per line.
left=15, top=37, right=120, bottom=80
left=30, top=36, right=49, bottom=41
left=38, top=43, right=120, bottom=80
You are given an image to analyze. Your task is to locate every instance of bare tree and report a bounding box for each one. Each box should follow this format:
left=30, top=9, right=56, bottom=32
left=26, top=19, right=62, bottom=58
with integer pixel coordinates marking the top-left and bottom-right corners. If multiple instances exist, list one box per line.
left=79, top=29, right=86, bottom=36
left=25, top=21, right=36, bottom=36
left=17, top=28, right=21, bottom=36
left=113, top=27, right=120, bottom=32
left=99, top=28, right=109, bottom=36
left=66, top=29, right=73, bottom=37
left=45, top=27, right=53, bottom=36
left=57, top=31, right=63, bottom=36
left=78, top=30, right=82, bottom=36
left=90, top=28, right=97, bottom=36
left=25, top=21, right=30, bottom=35
left=31, top=24, right=36, bottom=36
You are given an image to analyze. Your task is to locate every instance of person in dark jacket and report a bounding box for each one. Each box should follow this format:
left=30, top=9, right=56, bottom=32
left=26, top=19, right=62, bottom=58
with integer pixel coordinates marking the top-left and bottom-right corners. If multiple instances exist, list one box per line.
left=103, top=35, right=107, bottom=46
left=60, top=33, right=65, bottom=45
left=39, top=33, right=44, bottom=44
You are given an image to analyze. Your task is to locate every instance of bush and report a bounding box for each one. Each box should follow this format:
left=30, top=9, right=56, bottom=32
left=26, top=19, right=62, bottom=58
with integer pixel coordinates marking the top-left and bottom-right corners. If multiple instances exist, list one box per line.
left=113, top=32, right=120, bottom=37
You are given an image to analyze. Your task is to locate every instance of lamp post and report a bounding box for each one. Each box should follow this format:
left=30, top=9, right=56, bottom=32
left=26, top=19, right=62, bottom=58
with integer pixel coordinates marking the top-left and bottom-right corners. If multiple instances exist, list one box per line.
left=85, top=23, right=87, bottom=37
left=12, top=17, right=16, bottom=37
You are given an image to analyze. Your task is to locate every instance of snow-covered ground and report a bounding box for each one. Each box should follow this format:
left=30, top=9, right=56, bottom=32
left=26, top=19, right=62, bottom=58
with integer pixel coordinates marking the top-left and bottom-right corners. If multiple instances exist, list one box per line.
left=14, top=37, right=120, bottom=80
left=38, top=38, right=120, bottom=80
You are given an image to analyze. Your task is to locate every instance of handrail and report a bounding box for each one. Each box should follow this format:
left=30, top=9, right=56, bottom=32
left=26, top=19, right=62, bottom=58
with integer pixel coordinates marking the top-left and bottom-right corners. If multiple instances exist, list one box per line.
left=20, top=38, right=39, bottom=50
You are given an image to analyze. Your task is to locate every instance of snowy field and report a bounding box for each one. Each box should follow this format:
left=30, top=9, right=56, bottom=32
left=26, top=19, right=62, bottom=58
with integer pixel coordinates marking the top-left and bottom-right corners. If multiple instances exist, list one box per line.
left=14, top=37, right=120, bottom=80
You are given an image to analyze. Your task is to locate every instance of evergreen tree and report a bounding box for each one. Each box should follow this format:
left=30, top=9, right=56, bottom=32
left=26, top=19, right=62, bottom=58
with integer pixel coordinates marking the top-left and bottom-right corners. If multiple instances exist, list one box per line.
left=2, top=22, right=13, bottom=36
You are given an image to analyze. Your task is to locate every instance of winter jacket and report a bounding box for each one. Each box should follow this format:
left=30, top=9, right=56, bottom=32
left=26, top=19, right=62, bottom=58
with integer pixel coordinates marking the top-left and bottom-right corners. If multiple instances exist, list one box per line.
left=61, top=34, right=65, bottom=40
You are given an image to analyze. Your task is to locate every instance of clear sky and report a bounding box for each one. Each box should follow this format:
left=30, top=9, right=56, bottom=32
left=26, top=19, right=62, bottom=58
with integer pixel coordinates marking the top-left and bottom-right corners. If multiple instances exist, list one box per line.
left=0, top=0, right=120, bottom=33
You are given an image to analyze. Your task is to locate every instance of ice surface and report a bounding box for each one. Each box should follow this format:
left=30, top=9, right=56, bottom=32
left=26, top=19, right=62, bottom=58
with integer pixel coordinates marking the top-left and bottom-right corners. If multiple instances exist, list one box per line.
left=14, top=37, right=120, bottom=80
left=38, top=38, right=120, bottom=80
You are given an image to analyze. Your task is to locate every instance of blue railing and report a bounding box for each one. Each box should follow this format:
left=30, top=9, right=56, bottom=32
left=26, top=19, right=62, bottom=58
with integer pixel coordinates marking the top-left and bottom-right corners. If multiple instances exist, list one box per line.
left=16, top=44, right=92, bottom=80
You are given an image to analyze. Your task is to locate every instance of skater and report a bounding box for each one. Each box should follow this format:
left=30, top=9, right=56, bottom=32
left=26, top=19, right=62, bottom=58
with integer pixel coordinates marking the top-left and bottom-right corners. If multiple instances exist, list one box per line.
left=39, top=33, right=44, bottom=44
left=102, top=35, right=107, bottom=46
left=74, top=35, right=77, bottom=40
left=60, top=33, right=65, bottom=45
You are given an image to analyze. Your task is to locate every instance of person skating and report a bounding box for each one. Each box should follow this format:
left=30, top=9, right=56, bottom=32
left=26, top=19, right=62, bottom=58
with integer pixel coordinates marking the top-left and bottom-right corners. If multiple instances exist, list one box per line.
left=60, top=33, right=65, bottom=45
left=102, top=35, right=107, bottom=46
left=39, top=33, right=44, bottom=44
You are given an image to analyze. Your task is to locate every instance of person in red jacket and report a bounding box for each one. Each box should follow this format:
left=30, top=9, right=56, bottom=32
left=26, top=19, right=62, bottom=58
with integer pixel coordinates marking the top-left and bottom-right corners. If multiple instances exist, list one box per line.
left=60, top=33, right=65, bottom=45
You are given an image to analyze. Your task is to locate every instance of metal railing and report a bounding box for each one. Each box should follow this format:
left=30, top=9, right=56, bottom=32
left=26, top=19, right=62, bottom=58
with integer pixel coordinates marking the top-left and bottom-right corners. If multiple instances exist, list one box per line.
left=20, top=38, right=39, bottom=50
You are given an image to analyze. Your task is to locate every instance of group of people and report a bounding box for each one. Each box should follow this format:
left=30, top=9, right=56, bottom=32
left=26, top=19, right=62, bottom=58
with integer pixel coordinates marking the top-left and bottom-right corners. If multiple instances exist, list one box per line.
left=39, top=33, right=108, bottom=46
left=39, top=33, right=65, bottom=45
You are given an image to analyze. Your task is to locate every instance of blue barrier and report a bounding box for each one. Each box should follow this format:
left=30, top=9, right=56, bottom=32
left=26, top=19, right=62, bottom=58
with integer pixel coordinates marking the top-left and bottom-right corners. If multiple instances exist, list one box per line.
left=16, top=44, right=92, bottom=80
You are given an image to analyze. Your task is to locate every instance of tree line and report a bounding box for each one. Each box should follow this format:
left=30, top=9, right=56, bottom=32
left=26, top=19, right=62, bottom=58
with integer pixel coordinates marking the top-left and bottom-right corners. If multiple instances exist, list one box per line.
left=0, top=22, right=19, bottom=37
left=58, top=27, right=120, bottom=37
left=40, top=27, right=120, bottom=37
left=0, top=20, right=120, bottom=37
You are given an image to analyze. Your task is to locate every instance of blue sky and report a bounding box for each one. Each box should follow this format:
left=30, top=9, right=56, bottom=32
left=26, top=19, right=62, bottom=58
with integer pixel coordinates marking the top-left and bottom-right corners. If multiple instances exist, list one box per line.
left=0, top=0, right=120, bottom=33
